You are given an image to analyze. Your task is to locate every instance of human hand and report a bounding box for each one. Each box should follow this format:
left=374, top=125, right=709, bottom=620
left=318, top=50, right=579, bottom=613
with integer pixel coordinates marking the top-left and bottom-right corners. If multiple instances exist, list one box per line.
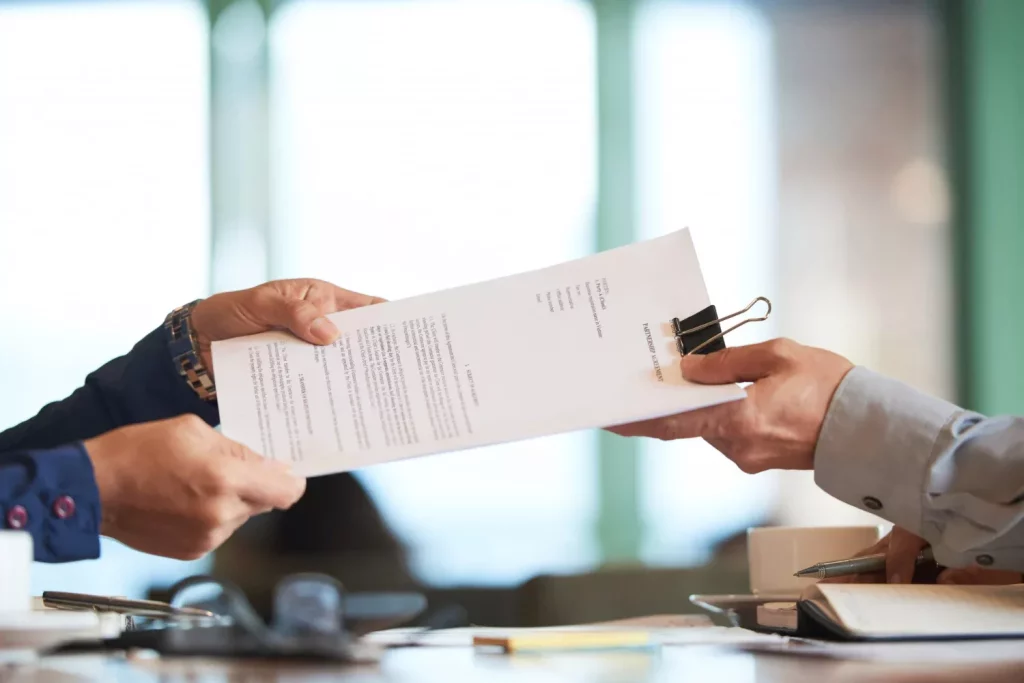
left=83, top=415, right=305, bottom=560
left=823, top=527, right=1023, bottom=585
left=608, top=339, right=853, bottom=472
left=191, top=278, right=385, bottom=377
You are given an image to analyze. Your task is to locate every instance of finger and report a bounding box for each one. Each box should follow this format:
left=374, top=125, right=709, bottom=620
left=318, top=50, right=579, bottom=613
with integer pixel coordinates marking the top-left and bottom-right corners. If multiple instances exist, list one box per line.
left=217, top=434, right=306, bottom=505
left=304, top=280, right=387, bottom=311
left=704, top=436, right=733, bottom=457
left=607, top=401, right=741, bottom=441
left=227, top=456, right=307, bottom=509
left=709, top=438, right=791, bottom=475
left=821, top=570, right=886, bottom=584
left=851, top=536, right=891, bottom=559
left=937, top=566, right=990, bottom=585
left=885, top=528, right=928, bottom=584
left=813, top=536, right=891, bottom=584
left=680, top=340, right=792, bottom=385
left=939, top=567, right=1023, bottom=585
left=253, top=289, right=341, bottom=345
left=938, top=568, right=969, bottom=585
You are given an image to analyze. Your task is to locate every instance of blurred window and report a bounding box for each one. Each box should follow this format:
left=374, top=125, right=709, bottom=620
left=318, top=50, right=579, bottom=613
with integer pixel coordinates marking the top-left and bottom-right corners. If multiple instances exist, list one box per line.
left=0, top=0, right=950, bottom=592
left=267, top=0, right=600, bottom=585
left=0, top=0, right=212, bottom=595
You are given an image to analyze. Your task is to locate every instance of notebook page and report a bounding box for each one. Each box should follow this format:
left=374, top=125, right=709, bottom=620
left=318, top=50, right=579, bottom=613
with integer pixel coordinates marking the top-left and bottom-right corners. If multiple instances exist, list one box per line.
left=817, top=584, right=1024, bottom=638
left=212, top=229, right=747, bottom=476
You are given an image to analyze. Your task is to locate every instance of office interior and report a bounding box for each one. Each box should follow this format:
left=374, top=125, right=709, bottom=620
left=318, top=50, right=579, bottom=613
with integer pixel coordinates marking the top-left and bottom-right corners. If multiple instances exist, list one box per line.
left=1, top=0, right=1021, bottom=626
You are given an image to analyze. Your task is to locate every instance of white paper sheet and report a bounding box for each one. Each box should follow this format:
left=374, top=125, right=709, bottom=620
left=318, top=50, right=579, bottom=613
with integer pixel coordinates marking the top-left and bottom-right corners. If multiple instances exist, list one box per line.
left=212, top=228, right=745, bottom=476
left=362, top=615, right=781, bottom=648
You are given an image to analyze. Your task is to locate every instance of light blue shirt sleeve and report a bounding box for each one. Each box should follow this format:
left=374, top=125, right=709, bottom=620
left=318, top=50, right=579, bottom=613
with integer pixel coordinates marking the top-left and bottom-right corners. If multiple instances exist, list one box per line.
left=814, top=367, right=1024, bottom=571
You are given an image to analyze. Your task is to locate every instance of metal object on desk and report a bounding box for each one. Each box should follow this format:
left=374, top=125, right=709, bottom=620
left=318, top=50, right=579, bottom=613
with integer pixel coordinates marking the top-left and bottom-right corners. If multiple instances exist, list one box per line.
left=793, top=547, right=936, bottom=580
left=43, top=592, right=216, bottom=619
left=48, top=573, right=427, bottom=663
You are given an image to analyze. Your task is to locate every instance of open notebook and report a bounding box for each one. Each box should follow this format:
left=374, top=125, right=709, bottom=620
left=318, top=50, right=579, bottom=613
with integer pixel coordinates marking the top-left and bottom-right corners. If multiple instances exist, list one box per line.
left=795, top=583, right=1024, bottom=641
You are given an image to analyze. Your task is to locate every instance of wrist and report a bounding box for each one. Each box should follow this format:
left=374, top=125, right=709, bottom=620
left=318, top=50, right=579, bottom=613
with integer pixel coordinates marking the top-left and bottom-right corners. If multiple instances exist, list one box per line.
left=82, top=433, right=119, bottom=531
left=164, top=300, right=217, bottom=402
left=808, top=359, right=856, bottom=468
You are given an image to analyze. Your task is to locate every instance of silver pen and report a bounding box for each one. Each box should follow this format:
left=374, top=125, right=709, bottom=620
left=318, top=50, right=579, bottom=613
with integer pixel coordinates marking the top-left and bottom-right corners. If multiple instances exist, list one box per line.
left=793, top=547, right=935, bottom=579
left=42, top=591, right=216, bottom=618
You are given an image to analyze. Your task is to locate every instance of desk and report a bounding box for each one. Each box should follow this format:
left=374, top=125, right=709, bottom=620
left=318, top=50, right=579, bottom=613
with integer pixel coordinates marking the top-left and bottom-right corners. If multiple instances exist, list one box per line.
left=9, top=646, right=1024, bottom=683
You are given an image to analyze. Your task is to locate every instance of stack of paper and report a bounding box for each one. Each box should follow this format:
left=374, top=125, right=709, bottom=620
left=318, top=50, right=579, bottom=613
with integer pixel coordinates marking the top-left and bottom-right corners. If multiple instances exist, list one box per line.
left=362, top=615, right=784, bottom=651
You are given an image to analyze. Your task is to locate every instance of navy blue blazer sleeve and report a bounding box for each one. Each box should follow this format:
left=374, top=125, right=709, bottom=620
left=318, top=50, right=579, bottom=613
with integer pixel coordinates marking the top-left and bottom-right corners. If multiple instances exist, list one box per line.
left=0, top=325, right=220, bottom=562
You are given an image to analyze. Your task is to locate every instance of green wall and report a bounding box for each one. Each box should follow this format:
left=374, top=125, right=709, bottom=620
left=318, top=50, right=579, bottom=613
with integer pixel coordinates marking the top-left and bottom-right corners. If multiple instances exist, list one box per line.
left=949, top=0, right=1024, bottom=415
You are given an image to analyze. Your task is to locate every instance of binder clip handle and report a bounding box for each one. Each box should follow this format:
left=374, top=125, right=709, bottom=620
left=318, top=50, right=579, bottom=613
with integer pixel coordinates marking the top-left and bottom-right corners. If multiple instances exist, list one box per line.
left=672, top=296, right=772, bottom=357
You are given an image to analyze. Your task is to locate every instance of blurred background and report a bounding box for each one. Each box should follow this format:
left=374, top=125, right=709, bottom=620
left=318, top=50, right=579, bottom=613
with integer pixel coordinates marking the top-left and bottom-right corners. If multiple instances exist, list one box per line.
left=1, top=0, right=1021, bottom=625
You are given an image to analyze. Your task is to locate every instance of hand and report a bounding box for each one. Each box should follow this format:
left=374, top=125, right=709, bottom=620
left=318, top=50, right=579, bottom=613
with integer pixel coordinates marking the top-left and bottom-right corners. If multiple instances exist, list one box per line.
left=84, top=415, right=306, bottom=560
left=608, top=339, right=853, bottom=472
left=191, top=278, right=385, bottom=377
left=824, top=527, right=1023, bottom=585
left=822, top=527, right=929, bottom=584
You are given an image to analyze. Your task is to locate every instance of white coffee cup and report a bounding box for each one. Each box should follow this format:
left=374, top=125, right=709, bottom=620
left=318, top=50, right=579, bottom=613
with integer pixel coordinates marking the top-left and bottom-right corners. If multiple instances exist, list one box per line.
left=0, top=530, right=32, bottom=612
left=747, top=525, right=881, bottom=597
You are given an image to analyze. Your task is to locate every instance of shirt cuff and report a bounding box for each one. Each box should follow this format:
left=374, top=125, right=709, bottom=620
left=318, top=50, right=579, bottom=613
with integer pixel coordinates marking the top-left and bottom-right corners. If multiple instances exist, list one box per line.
left=813, top=366, right=962, bottom=535
left=1, top=443, right=101, bottom=563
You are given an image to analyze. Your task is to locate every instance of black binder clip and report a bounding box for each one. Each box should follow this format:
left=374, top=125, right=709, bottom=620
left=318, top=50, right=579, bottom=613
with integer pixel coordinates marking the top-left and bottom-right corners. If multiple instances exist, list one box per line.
left=671, top=297, right=772, bottom=356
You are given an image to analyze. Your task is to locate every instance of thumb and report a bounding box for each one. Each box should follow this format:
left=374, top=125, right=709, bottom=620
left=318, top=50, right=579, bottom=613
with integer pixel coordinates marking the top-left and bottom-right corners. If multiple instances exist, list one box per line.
left=885, top=528, right=928, bottom=584
left=230, top=455, right=307, bottom=510
left=219, top=437, right=306, bottom=508
left=681, top=341, right=786, bottom=384
left=257, top=291, right=340, bottom=345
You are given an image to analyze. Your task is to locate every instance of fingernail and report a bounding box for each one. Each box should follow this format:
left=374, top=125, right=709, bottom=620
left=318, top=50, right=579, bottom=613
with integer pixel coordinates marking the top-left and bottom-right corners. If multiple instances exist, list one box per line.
left=310, top=317, right=339, bottom=343
left=680, top=356, right=699, bottom=377
left=890, top=573, right=901, bottom=584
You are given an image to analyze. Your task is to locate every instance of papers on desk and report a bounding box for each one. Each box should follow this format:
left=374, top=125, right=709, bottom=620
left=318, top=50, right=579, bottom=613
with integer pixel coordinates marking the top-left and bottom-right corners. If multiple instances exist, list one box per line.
left=213, top=229, right=745, bottom=476
left=363, top=615, right=785, bottom=651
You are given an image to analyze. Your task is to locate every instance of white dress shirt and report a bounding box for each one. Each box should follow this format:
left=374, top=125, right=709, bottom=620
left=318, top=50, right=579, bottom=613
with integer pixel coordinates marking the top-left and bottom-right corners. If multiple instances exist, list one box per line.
left=814, top=367, right=1024, bottom=571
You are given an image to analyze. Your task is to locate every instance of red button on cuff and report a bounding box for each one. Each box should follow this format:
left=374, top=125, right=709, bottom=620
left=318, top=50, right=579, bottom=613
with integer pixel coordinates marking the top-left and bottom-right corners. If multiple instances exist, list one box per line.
left=53, top=495, right=76, bottom=520
left=6, top=505, right=28, bottom=529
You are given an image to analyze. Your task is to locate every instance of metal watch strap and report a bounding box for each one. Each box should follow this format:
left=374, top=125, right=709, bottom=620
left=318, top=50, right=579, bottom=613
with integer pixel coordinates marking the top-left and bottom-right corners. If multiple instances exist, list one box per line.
left=164, top=300, right=217, bottom=402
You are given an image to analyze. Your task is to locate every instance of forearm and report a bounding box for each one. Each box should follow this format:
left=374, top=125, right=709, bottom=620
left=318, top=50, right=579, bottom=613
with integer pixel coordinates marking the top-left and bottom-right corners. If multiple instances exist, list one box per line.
left=814, top=367, right=1024, bottom=571
left=0, top=325, right=218, bottom=452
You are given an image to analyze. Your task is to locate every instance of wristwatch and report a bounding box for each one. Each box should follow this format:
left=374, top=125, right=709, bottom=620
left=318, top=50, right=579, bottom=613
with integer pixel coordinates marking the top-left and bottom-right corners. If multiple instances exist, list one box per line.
left=164, top=300, right=217, bottom=402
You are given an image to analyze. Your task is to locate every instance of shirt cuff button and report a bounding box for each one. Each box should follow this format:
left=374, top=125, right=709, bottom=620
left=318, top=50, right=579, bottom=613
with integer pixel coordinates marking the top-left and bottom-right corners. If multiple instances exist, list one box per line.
left=862, top=496, right=883, bottom=511
left=53, top=495, right=76, bottom=520
left=976, top=554, right=994, bottom=567
left=6, top=505, right=28, bottom=529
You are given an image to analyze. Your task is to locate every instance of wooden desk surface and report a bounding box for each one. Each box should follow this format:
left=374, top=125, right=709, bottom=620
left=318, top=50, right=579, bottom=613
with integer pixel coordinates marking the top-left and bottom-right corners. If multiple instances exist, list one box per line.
left=11, top=645, right=1024, bottom=683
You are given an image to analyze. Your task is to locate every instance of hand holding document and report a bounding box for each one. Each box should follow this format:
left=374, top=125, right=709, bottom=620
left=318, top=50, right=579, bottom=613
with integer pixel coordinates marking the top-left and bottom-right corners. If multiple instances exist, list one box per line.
left=212, top=229, right=748, bottom=477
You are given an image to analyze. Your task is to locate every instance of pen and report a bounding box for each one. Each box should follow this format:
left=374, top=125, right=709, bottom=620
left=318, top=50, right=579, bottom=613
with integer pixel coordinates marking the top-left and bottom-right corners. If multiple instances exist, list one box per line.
left=42, top=591, right=216, bottom=618
left=793, top=547, right=935, bottom=580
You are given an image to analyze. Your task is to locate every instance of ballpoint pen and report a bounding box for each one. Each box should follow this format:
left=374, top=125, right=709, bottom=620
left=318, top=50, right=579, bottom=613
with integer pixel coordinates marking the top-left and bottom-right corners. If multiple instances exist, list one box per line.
left=42, top=591, right=216, bottom=618
left=793, top=547, right=936, bottom=580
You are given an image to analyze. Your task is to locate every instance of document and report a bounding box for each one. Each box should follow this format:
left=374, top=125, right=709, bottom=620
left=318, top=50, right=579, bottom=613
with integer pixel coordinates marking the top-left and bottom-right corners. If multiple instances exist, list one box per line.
left=212, top=228, right=746, bottom=477
left=362, top=615, right=782, bottom=649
